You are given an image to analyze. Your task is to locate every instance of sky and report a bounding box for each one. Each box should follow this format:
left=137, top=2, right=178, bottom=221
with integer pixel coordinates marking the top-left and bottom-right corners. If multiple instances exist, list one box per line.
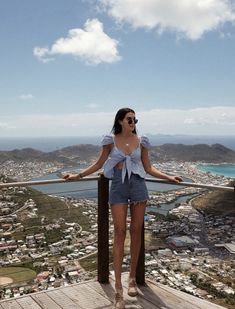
left=1, top=0, right=235, bottom=137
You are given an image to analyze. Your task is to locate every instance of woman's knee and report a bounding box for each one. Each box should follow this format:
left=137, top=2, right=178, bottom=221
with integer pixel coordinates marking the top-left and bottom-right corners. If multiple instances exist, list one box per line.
left=129, top=224, right=143, bottom=236
left=114, top=227, right=126, bottom=241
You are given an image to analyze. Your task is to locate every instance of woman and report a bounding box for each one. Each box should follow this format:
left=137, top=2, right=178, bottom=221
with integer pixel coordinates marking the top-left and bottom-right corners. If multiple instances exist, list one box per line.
left=64, top=107, right=182, bottom=309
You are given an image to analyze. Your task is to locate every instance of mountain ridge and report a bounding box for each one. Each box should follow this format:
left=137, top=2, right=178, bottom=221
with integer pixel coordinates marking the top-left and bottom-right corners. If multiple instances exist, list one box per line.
left=150, top=143, right=235, bottom=163
left=0, top=143, right=235, bottom=164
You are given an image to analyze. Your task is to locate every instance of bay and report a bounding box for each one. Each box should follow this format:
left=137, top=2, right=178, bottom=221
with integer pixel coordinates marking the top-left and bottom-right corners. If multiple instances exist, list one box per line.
left=147, top=194, right=197, bottom=215
left=31, top=169, right=183, bottom=198
left=197, top=163, right=235, bottom=179
left=31, top=169, right=188, bottom=214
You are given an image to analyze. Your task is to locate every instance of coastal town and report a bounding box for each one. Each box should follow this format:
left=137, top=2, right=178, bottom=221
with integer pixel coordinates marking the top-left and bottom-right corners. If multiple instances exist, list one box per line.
left=0, top=159, right=234, bottom=308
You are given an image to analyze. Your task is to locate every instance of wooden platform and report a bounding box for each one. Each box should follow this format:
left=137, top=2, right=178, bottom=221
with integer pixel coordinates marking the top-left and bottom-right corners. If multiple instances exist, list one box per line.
left=0, top=273, right=227, bottom=309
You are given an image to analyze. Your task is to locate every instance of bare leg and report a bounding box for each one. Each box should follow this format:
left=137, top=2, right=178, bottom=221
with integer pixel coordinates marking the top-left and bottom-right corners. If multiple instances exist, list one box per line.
left=129, top=201, right=147, bottom=279
left=111, top=203, right=128, bottom=289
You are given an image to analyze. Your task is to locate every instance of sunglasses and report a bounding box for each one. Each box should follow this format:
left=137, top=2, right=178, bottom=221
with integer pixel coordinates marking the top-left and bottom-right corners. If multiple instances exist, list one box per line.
left=127, top=117, right=138, bottom=124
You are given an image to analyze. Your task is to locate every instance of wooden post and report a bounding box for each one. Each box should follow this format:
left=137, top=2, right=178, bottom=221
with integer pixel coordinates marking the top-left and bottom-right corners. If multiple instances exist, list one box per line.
left=136, top=221, right=145, bottom=285
left=97, top=174, right=109, bottom=283
left=234, top=182, right=235, bottom=209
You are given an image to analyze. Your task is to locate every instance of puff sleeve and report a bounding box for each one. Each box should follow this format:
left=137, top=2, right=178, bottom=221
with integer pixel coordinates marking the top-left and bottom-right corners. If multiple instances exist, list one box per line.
left=140, top=135, right=151, bottom=149
left=101, top=134, right=114, bottom=146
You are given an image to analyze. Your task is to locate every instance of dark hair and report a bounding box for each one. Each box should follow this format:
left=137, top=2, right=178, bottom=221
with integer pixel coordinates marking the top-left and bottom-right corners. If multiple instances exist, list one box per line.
left=111, top=107, right=137, bottom=135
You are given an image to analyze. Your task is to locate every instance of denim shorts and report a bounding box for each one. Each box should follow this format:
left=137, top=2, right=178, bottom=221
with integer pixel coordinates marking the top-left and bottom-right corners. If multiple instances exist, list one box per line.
left=109, top=168, right=149, bottom=205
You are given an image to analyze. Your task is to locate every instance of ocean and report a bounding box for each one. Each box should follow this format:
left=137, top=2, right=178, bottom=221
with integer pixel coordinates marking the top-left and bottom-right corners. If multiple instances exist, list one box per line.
left=0, top=136, right=100, bottom=152
left=0, top=135, right=235, bottom=151
left=197, top=163, right=235, bottom=179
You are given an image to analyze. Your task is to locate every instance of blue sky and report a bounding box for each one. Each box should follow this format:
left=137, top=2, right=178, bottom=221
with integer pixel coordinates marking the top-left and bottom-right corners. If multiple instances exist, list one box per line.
left=1, top=0, right=235, bottom=137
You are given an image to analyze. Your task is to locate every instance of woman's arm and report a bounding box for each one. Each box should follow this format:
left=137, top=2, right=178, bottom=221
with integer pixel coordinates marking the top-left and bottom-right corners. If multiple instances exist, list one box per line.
left=63, top=144, right=112, bottom=181
left=141, top=146, right=182, bottom=183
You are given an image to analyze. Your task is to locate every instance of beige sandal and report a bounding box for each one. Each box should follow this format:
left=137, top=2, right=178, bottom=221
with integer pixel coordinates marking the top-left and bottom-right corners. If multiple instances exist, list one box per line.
left=128, top=277, right=138, bottom=297
left=115, top=288, right=125, bottom=309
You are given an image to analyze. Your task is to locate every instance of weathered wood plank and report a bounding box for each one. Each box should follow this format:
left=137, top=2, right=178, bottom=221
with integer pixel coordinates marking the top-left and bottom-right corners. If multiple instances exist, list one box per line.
left=109, top=274, right=161, bottom=309
left=32, top=293, right=62, bottom=309
left=120, top=273, right=226, bottom=309
left=87, top=280, right=144, bottom=309
left=61, top=283, right=111, bottom=309
left=0, top=299, right=23, bottom=309
left=46, top=289, right=81, bottom=309
left=86, top=281, right=115, bottom=302
left=148, top=281, right=227, bottom=309
left=84, top=282, right=114, bottom=308
left=139, top=283, right=191, bottom=309
left=69, top=284, right=112, bottom=308
left=16, top=296, right=42, bottom=309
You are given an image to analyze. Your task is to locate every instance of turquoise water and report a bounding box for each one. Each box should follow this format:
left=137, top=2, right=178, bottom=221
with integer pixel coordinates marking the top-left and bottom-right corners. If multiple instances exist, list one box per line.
left=197, top=164, right=235, bottom=178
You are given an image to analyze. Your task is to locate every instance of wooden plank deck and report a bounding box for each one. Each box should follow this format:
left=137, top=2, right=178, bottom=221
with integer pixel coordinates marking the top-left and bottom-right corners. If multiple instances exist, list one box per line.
left=0, top=273, right=227, bottom=309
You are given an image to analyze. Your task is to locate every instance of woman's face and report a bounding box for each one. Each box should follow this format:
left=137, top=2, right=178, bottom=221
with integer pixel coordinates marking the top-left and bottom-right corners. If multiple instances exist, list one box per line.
left=120, top=112, right=138, bottom=132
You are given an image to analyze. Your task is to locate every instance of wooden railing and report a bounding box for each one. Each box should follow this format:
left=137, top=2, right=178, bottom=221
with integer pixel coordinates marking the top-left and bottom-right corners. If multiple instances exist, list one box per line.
left=0, top=175, right=234, bottom=285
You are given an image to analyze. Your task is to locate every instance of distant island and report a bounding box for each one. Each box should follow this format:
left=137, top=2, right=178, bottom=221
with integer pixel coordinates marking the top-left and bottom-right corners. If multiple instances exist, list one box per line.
left=1, top=143, right=235, bottom=165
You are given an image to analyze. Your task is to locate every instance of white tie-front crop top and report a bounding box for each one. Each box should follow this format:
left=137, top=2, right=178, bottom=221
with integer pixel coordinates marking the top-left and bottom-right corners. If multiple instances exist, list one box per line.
left=101, top=134, right=150, bottom=183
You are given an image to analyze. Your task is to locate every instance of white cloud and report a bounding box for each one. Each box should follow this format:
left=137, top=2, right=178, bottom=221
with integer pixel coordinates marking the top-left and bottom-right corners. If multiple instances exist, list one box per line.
left=181, top=107, right=235, bottom=126
left=138, top=106, right=235, bottom=134
left=1, top=106, right=235, bottom=136
left=184, top=118, right=195, bottom=125
left=87, top=103, right=100, bottom=109
left=33, top=48, right=54, bottom=63
left=99, top=0, right=235, bottom=40
left=34, top=19, right=121, bottom=64
left=19, top=94, right=34, bottom=100
left=0, top=122, right=16, bottom=130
